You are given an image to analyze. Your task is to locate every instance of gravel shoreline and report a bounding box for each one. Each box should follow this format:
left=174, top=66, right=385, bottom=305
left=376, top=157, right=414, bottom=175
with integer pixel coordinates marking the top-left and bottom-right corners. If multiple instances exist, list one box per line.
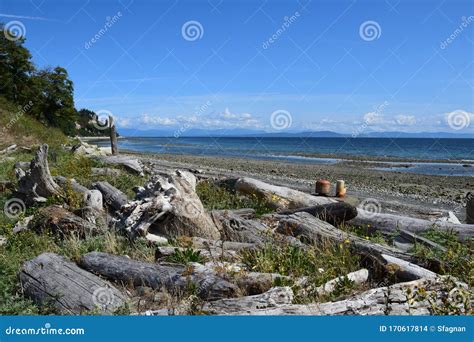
left=123, top=151, right=472, bottom=221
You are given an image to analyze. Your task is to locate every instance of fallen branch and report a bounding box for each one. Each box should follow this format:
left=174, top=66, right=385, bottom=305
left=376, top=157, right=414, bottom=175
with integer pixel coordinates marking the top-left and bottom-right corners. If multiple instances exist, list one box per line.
left=353, top=210, right=474, bottom=242
left=80, top=252, right=238, bottom=301
left=233, top=177, right=335, bottom=209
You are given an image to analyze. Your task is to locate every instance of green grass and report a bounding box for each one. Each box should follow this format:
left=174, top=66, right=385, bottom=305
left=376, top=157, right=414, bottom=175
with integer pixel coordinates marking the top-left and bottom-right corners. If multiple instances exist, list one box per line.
left=166, top=248, right=208, bottom=264
left=196, top=180, right=273, bottom=216
left=411, top=229, right=473, bottom=286
left=240, top=236, right=362, bottom=303
left=0, top=96, right=67, bottom=149
left=0, top=146, right=150, bottom=314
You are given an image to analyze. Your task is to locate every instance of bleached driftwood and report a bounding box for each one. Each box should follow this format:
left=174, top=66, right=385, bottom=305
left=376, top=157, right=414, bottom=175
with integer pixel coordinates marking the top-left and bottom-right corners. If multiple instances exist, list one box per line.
left=54, top=175, right=88, bottom=194
left=16, top=144, right=61, bottom=203
left=211, top=210, right=269, bottom=244
left=154, top=246, right=239, bottom=261
left=118, top=171, right=221, bottom=240
left=233, top=177, right=335, bottom=209
left=278, top=202, right=358, bottom=225
left=92, top=181, right=128, bottom=211
left=221, top=277, right=470, bottom=315
left=20, top=253, right=126, bottom=314
left=96, top=155, right=143, bottom=174
left=80, top=252, right=238, bottom=301
left=277, top=213, right=424, bottom=265
left=354, top=210, right=474, bottom=242
left=315, top=269, right=369, bottom=296
left=381, top=254, right=438, bottom=281
left=191, top=237, right=258, bottom=252
left=203, top=287, right=294, bottom=314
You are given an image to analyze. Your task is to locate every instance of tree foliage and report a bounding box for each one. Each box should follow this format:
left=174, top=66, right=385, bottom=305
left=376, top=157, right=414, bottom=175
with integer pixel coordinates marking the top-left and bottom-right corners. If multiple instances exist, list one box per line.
left=0, top=22, right=105, bottom=137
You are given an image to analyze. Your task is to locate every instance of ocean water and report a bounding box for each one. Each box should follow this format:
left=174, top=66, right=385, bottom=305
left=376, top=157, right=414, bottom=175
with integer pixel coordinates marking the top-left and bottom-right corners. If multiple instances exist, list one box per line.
left=94, top=137, right=474, bottom=176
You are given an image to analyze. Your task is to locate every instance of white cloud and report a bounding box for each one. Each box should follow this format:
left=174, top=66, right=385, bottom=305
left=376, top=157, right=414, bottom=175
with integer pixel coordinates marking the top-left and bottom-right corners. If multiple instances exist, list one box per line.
left=395, top=114, right=416, bottom=126
left=141, top=113, right=177, bottom=126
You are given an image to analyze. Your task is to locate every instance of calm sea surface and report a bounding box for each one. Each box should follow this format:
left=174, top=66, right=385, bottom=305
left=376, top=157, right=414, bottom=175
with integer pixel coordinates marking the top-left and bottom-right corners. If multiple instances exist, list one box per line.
left=94, top=137, right=474, bottom=176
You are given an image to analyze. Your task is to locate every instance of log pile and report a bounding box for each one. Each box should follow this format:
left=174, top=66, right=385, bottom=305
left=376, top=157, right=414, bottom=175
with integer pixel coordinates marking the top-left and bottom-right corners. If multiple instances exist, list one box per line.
left=8, top=146, right=473, bottom=316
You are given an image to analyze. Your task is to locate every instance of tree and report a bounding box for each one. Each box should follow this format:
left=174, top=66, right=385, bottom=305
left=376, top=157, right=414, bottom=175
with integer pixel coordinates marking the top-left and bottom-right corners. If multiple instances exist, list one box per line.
left=32, top=67, right=77, bottom=135
left=0, top=23, right=34, bottom=104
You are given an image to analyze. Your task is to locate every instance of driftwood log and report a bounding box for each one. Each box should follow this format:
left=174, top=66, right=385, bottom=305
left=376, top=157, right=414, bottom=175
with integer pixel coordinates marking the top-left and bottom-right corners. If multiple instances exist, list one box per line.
left=28, top=205, right=103, bottom=237
left=92, top=181, right=128, bottom=211
left=16, top=144, right=61, bottom=203
left=315, top=269, right=369, bottom=296
left=233, top=177, right=335, bottom=209
left=154, top=246, right=239, bottom=261
left=397, top=229, right=447, bottom=253
left=278, top=202, right=358, bottom=225
left=202, top=287, right=294, bottom=314
left=20, top=253, right=126, bottom=314
left=191, top=237, right=258, bottom=252
left=354, top=209, right=474, bottom=242
left=54, top=176, right=88, bottom=194
left=223, top=277, right=470, bottom=315
left=80, top=252, right=238, bottom=301
left=276, top=213, right=426, bottom=267
left=118, top=171, right=221, bottom=240
left=381, top=254, right=438, bottom=281
left=96, top=155, right=143, bottom=174
left=211, top=210, right=269, bottom=244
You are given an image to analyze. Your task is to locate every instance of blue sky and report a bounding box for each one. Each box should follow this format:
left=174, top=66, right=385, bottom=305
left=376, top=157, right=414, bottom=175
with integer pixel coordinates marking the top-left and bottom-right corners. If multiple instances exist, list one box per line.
left=1, top=0, right=473, bottom=134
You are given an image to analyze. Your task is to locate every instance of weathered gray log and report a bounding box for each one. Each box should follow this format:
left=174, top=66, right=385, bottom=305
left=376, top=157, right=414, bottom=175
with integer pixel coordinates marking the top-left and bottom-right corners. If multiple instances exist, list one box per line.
left=54, top=176, right=88, bottom=194
left=16, top=144, right=61, bottom=203
left=233, top=177, right=335, bottom=209
left=467, top=192, right=474, bottom=224
left=119, top=171, right=221, bottom=240
left=92, top=181, right=128, bottom=211
left=109, top=115, right=119, bottom=156
left=213, top=208, right=256, bottom=219
left=203, top=287, right=294, bottom=314
left=20, top=253, right=126, bottom=314
left=96, top=155, right=143, bottom=174
left=353, top=209, right=474, bottom=242
left=191, top=237, right=258, bottom=252
left=211, top=210, right=269, bottom=244
left=223, top=277, right=470, bottom=315
left=154, top=246, right=238, bottom=261
left=80, top=252, right=238, bottom=301
left=315, top=269, right=369, bottom=296
left=29, top=205, right=102, bottom=237
left=278, top=202, right=358, bottom=225
left=381, top=254, right=438, bottom=281
left=91, top=167, right=122, bottom=177
left=277, top=212, right=425, bottom=265
left=397, top=229, right=447, bottom=253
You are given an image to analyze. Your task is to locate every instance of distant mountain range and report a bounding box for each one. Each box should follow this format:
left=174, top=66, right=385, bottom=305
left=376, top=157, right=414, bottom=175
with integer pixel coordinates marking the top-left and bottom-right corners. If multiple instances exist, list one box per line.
left=118, top=128, right=473, bottom=139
